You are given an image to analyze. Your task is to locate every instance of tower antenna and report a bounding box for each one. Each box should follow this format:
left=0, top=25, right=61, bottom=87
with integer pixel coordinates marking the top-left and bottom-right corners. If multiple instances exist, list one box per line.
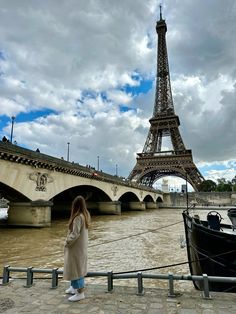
left=159, top=4, right=163, bottom=20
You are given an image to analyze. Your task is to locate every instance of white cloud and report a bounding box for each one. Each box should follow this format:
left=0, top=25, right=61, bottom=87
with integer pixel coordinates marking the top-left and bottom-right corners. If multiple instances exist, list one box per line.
left=107, top=90, right=133, bottom=105
left=0, top=97, right=26, bottom=116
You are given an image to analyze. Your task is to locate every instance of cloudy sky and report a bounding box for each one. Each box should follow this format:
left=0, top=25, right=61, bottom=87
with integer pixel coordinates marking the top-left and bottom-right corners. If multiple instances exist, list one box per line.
left=0, top=0, right=236, bottom=190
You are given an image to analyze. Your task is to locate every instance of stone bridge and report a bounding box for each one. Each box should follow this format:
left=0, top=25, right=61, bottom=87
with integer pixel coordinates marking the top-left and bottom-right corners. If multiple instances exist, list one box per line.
left=0, top=141, right=164, bottom=227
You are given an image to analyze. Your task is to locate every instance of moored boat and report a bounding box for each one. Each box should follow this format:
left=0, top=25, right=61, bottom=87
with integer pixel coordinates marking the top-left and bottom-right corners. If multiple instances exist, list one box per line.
left=183, top=208, right=236, bottom=292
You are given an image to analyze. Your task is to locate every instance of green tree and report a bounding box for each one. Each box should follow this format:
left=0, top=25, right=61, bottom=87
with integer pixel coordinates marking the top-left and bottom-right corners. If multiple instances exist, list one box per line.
left=198, top=180, right=217, bottom=192
left=216, top=178, right=232, bottom=192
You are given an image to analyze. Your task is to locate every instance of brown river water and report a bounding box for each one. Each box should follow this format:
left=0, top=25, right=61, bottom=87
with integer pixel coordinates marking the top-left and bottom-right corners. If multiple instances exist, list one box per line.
left=0, top=207, right=231, bottom=291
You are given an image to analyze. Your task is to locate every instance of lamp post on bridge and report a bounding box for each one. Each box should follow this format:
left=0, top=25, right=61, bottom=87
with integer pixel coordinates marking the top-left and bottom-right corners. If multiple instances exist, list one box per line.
left=115, top=164, right=118, bottom=176
left=97, top=155, right=100, bottom=171
left=10, top=116, right=16, bottom=143
left=67, top=142, right=70, bottom=162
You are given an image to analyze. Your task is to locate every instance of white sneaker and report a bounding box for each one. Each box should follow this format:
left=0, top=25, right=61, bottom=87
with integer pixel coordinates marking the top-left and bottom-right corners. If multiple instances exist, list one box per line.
left=68, top=292, right=85, bottom=302
left=65, top=286, right=76, bottom=294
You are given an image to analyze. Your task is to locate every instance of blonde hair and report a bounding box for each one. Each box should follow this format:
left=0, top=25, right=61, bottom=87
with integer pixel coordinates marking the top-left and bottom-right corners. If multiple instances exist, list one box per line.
left=68, top=195, right=91, bottom=231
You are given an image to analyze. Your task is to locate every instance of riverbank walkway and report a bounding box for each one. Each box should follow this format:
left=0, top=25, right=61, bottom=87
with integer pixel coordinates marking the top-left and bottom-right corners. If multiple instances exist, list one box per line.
left=0, top=279, right=235, bottom=313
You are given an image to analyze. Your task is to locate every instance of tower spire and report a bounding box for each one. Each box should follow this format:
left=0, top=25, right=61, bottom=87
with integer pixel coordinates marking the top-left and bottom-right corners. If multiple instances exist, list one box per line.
left=159, top=4, right=163, bottom=20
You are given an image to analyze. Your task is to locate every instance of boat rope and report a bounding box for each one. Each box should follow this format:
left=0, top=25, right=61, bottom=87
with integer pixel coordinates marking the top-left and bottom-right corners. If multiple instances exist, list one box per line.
left=0, top=220, right=183, bottom=264
left=221, top=284, right=236, bottom=293
left=189, top=242, right=236, bottom=274
left=113, top=249, right=236, bottom=275
left=188, top=244, right=236, bottom=293
left=113, top=261, right=190, bottom=275
left=88, top=220, right=183, bottom=248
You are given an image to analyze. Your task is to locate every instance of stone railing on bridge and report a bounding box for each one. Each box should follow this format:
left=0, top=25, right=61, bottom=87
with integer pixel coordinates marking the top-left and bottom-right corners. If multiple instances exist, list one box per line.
left=0, top=141, right=158, bottom=194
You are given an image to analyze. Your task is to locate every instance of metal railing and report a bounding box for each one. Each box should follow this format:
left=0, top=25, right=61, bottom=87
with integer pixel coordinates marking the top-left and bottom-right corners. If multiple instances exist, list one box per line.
left=2, top=265, right=236, bottom=299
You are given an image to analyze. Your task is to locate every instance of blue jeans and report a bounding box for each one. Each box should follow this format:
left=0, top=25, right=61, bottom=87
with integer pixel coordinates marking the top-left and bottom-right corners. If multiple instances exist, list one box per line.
left=71, top=277, right=84, bottom=289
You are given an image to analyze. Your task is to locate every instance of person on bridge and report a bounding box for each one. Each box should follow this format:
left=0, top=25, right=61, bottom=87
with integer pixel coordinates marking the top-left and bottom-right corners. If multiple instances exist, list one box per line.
left=63, top=195, right=91, bottom=302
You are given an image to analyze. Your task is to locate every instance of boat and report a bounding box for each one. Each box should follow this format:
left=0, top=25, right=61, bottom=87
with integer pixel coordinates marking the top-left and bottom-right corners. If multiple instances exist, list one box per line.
left=182, top=208, right=236, bottom=292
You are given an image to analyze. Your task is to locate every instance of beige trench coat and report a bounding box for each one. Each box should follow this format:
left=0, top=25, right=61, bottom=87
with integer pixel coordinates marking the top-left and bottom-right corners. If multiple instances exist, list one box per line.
left=63, top=214, right=88, bottom=281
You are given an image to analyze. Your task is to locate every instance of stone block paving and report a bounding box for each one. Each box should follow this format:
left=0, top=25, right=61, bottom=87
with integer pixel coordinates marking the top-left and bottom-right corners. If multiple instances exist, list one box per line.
left=0, top=279, right=236, bottom=313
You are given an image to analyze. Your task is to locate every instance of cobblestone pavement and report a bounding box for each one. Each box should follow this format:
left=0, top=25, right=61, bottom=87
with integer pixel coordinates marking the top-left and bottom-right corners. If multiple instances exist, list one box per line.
left=0, top=279, right=236, bottom=313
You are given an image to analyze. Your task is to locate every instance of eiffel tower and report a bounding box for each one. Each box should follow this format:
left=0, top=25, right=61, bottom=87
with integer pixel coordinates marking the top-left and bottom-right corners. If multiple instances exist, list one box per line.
left=128, top=8, right=204, bottom=191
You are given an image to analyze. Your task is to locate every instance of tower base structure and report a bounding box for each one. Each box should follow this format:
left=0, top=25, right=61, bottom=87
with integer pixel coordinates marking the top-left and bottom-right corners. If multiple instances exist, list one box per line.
left=129, top=150, right=204, bottom=191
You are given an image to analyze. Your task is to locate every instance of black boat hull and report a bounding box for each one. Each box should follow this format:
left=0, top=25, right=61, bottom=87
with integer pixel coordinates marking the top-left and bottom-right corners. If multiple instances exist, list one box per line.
left=183, top=211, right=236, bottom=292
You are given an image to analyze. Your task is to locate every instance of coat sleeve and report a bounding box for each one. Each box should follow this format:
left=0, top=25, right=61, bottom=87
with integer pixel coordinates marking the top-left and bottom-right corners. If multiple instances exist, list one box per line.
left=65, top=216, right=83, bottom=247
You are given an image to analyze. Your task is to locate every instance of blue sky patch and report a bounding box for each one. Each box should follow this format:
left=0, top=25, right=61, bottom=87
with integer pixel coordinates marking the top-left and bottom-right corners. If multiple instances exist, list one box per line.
left=119, top=105, right=132, bottom=112
left=81, top=90, right=97, bottom=100
left=202, top=164, right=224, bottom=171
left=199, top=164, right=223, bottom=176
left=123, top=78, right=153, bottom=96
left=100, top=92, right=108, bottom=101
left=15, top=109, right=56, bottom=122
left=0, top=51, right=6, bottom=60
left=131, top=72, right=140, bottom=81
left=0, top=109, right=56, bottom=131
left=0, top=116, right=10, bottom=136
left=199, top=162, right=236, bottom=180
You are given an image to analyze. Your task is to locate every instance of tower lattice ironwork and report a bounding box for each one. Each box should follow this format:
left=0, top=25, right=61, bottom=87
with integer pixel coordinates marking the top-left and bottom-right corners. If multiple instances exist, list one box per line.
left=128, top=9, right=204, bottom=191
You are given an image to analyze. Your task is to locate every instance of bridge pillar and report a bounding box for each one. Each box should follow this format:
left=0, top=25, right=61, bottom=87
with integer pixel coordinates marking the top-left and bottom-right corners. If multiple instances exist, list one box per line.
left=87, top=202, right=99, bottom=215
left=126, top=201, right=146, bottom=211
left=97, top=201, right=121, bottom=215
left=146, top=202, right=159, bottom=209
left=8, top=200, right=53, bottom=227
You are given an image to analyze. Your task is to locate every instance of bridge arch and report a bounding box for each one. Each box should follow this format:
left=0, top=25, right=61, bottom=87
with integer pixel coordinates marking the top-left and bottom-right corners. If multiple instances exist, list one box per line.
left=156, top=196, right=163, bottom=203
left=143, top=194, right=155, bottom=202
left=118, top=192, right=140, bottom=212
left=117, top=190, right=141, bottom=202
left=118, top=191, right=140, bottom=202
left=51, top=184, right=112, bottom=217
left=0, top=182, right=30, bottom=202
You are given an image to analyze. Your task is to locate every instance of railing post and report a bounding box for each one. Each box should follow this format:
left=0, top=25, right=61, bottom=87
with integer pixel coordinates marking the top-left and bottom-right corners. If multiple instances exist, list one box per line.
left=2, top=265, right=10, bottom=285
left=51, top=268, right=58, bottom=289
left=137, top=272, right=144, bottom=295
left=24, top=267, right=33, bottom=288
left=168, top=272, right=175, bottom=297
left=202, top=274, right=211, bottom=299
left=107, top=271, right=113, bottom=292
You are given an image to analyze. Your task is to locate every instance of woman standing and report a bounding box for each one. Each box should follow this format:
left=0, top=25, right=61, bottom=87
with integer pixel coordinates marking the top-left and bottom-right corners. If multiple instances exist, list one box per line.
left=63, top=195, right=91, bottom=302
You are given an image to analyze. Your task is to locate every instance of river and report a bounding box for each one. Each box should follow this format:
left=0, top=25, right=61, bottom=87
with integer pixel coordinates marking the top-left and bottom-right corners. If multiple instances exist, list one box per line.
left=0, top=207, right=231, bottom=291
